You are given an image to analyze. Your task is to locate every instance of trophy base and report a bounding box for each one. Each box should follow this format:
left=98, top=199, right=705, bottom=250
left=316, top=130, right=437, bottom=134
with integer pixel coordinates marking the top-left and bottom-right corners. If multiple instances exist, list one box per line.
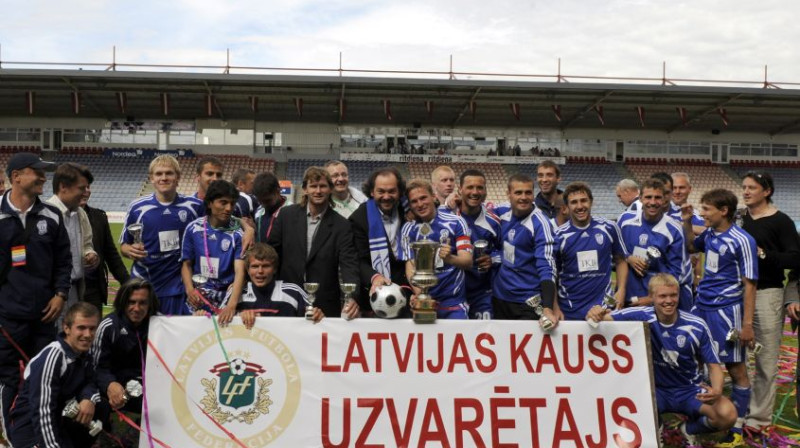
left=412, top=309, right=437, bottom=324
left=412, top=298, right=437, bottom=324
left=305, top=306, right=315, bottom=321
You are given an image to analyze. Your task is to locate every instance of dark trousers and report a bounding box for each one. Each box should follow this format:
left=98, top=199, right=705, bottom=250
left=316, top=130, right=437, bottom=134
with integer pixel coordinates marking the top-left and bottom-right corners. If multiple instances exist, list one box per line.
left=492, top=296, right=540, bottom=320
left=0, top=314, right=56, bottom=434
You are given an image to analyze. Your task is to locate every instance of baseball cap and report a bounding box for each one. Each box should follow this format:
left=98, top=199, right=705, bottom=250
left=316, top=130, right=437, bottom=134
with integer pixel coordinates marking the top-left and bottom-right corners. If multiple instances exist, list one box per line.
left=5, top=152, right=57, bottom=177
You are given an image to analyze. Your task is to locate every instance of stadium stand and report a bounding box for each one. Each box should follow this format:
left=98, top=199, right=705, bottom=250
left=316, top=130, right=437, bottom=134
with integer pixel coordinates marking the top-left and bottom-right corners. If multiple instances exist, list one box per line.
left=730, top=160, right=800, bottom=221
left=625, top=159, right=745, bottom=215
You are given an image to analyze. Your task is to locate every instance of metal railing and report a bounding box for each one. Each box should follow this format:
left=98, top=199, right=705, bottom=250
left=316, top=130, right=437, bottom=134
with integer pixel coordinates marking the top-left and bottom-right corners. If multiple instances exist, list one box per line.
left=0, top=46, right=795, bottom=89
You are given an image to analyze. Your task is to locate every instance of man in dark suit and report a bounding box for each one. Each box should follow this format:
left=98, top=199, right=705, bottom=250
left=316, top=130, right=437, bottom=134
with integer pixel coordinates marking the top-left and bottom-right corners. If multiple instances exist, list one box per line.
left=80, top=170, right=130, bottom=312
left=267, top=167, right=360, bottom=319
left=349, top=167, right=412, bottom=314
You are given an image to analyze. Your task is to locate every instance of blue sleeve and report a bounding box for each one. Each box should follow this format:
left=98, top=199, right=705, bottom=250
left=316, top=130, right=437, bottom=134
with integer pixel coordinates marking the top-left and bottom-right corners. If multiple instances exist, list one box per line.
left=78, top=362, right=101, bottom=405
left=91, top=318, right=117, bottom=394
left=120, top=207, right=136, bottom=245
left=180, top=225, right=196, bottom=263
left=30, top=348, right=63, bottom=448
left=454, top=217, right=472, bottom=253
left=609, top=306, right=650, bottom=321
left=235, top=229, right=245, bottom=260
left=610, top=222, right=628, bottom=257
left=398, top=223, right=413, bottom=262
left=533, top=214, right=556, bottom=283
left=740, top=235, right=758, bottom=281
left=665, top=226, right=686, bottom=279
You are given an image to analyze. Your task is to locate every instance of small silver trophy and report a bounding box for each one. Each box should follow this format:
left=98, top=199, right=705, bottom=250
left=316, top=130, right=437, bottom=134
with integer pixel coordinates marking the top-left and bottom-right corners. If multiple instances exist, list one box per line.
left=340, top=282, right=357, bottom=321
left=303, top=282, right=319, bottom=320
left=473, top=239, right=489, bottom=272
left=190, top=274, right=209, bottom=312
left=525, top=294, right=554, bottom=332
left=587, top=294, right=618, bottom=328
left=645, top=246, right=662, bottom=267
left=63, top=398, right=103, bottom=436
left=726, top=328, right=763, bottom=354
left=125, top=379, right=143, bottom=400
left=128, top=223, right=144, bottom=245
left=410, top=223, right=440, bottom=324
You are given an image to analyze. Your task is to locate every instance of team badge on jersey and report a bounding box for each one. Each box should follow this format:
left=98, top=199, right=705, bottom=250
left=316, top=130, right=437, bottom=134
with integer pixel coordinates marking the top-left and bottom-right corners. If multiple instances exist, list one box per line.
left=638, top=234, right=648, bottom=246
left=677, top=335, right=686, bottom=348
left=508, top=229, right=515, bottom=241
left=595, top=233, right=604, bottom=245
left=36, top=220, right=47, bottom=235
left=439, top=229, right=449, bottom=244
left=179, top=210, right=188, bottom=222
left=719, top=244, right=728, bottom=255
left=221, top=239, right=231, bottom=252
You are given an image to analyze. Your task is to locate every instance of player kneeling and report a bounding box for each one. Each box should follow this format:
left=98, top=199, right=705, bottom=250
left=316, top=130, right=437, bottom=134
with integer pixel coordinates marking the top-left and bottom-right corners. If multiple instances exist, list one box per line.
left=237, top=243, right=321, bottom=328
left=587, top=273, right=736, bottom=446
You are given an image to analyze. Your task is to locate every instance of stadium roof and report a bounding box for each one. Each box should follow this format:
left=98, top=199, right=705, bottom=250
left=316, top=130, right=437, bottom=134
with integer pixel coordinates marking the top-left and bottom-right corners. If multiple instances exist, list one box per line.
left=2, top=68, right=800, bottom=135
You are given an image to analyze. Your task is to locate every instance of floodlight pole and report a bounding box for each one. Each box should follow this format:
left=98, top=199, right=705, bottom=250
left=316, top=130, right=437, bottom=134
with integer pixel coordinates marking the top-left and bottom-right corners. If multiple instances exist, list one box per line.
left=224, top=49, right=230, bottom=74
left=339, top=52, right=342, bottom=77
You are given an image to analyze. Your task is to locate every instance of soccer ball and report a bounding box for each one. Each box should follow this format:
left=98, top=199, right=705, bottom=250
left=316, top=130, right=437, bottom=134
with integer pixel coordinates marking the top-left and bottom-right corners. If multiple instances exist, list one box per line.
left=230, top=358, right=247, bottom=375
left=370, top=283, right=407, bottom=319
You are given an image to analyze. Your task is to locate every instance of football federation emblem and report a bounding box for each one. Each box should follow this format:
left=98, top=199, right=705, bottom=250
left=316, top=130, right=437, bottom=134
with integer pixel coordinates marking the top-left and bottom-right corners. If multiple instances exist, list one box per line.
left=508, top=229, right=516, bottom=241
left=179, top=210, right=188, bottom=222
left=37, top=220, right=48, bottom=235
left=595, top=233, right=604, bottom=245
left=719, top=244, right=728, bottom=255
left=638, top=234, right=648, bottom=246
left=172, top=327, right=301, bottom=445
left=201, top=357, right=272, bottom=423
left=676, top=335, right=686, bottom=348
left=221, top=238, right=231, bottom=252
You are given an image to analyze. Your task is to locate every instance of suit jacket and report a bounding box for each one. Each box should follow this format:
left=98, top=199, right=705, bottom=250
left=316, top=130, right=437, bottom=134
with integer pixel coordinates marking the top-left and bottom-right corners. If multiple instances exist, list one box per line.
left=83, top=204, right=130, bottom=305
left=349, top=202, right=410, bottom=309
left=267, top=204, right=359, bottom=318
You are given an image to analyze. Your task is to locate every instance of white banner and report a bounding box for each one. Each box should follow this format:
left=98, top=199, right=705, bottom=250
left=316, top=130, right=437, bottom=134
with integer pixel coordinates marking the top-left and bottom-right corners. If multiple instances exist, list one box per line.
left=340, top=153, right=566, bottom=165
left=143, top=317, right=657, bottom=448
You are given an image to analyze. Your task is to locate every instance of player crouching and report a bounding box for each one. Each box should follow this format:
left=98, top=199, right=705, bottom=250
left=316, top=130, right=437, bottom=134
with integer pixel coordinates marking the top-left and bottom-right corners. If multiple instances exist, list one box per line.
left=587, top=274, right=736, bottom=446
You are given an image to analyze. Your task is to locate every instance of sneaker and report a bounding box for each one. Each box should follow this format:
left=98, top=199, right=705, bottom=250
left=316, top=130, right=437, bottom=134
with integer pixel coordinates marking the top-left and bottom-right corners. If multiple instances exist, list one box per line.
left=680, top=422, right=699, bottom=447
left=714, top=431, right=744, bottom=447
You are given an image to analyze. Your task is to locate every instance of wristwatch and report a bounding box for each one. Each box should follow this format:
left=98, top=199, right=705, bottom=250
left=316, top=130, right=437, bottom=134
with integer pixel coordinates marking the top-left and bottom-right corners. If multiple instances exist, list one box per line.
left=757, top=248, right=766, bottom=260
left=55, top=291, right=68, bottom=300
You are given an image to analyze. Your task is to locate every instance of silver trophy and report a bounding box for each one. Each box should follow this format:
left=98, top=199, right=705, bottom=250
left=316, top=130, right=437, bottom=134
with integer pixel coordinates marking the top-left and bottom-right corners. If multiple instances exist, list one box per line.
left=645, top=246, right=662, bottom=266
left=525, top=294, right=554, bottom=332
left=190, top=274, right=209, bottom=312
left=587, top=294, right=618, bottom=328
left=128, top=223, right=144, bottom=245
left=410, top=223, right=440, bottom=324
left=726, top=328, right=763, bottom=354
left=125, top=379, right=143, bottom=399
left=303, top=282, right=319, bottom=320
left=473, top=239, right=489, bottom=272
left=340, top=282, right=357, bottom=321
left=63, top=398, right=103, bottom=436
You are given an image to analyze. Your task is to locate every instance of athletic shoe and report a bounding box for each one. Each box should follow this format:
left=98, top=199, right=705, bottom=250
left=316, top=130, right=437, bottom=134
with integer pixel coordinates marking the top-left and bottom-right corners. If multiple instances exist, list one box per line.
left=680, top=422, right=699, bottom=447
left=714, top=431, right=744, bottom=447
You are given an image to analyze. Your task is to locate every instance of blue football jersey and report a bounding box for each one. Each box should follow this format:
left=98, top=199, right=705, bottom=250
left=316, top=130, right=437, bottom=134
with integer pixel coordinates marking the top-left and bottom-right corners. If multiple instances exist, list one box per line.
left=235, top=192, right=257, bottom=219
left=121, top=194, right=204, bottom=297
left=456, top=206, right=502, bottom=301
left=667, top=204, right=705, bottom=227
left=492, top=209, right=557, bottom=304
left=555, top=217, right=628, bottom=319
left=612, top=307, right=720, bottom=389
left=693, top=225, right=758, bottom=309
left=399, top=211, right=472, bottom=306
left=180, top=217, right=244, bottom=291
left=618, top=209, right=688, bottom=304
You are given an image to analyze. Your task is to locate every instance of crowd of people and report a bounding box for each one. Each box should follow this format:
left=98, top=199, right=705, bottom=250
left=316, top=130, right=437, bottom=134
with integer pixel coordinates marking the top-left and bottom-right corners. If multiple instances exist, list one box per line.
left=0, top=150, right=797, bottom=447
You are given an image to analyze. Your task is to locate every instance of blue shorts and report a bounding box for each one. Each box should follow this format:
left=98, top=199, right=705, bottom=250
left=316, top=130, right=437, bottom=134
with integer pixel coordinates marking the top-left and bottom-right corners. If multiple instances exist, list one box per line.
left=159, top=294, right=191, bottom=316
left=692, top=303, right=744, bottom=364
left=437, top=302, right=469, bottom=320
left=466, top=291, right=493, bottom=320
left=560, top=298, right=603, bottom=321
left=656, top=385, right=704, bottom=419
